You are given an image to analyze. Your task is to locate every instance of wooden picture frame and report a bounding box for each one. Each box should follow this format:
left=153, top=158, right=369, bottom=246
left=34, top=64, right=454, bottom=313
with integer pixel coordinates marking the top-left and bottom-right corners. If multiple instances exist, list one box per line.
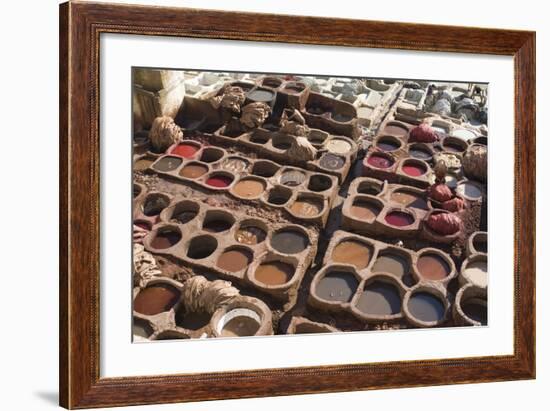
left=59, top=1, right=535, bottom=408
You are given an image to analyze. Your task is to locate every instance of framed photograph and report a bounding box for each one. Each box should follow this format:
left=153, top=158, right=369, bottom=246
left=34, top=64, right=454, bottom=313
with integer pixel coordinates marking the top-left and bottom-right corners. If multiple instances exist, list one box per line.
left=59, top=1, right=535, bottom=408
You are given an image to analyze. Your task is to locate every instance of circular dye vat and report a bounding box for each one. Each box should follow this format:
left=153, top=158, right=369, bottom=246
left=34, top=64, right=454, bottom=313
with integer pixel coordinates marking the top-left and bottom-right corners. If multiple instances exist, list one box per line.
left=372, top=253, right=409, bottom=279
left=456, top=181, right=483, bottom=200
left=350, top=200, right=382, bottom=221
left=408, top=147, right=432, bottom=160
left=171, top=143, right=199, bottom=158
left=171, top=209, right=197, bottom=224
left=249, top=131, right=270, bottom=145
left=367, top=153, right=393, bottom=169
left=391, top=191, right=428, bottom=210
left=252, top=161, right=279, bottom=177
left=307, top=105, right=331, bottom=116
left=326, top=139, right=352, bottom=154
left=222, top=157, right=249, bottom=172
left=319, top=153, right=345, bottom=170
left=271, top=230, right=309, bottom=254
left=176, top=310, right=211, bottom=331
left=332, top=112, right=353, bottom=123
left=134, top=220, right=151, bottom=231
left=134, top=283, right=181, bottom=316
left=280, top=170, right=306, bottom=187
left=383, top=123, right=409, bottom=138
left=254, top=261, right=294, bottom=286
left=385, top=211, right=414, bottom=227
left=307, top=130, right=327, bottom=146
left=431, top=126, right=448, bottom=135
left=461, top=298, right=487, bottom=325
left=408, top=292, right=445, bottom=323
left=179, top=163, right=208, bottom=179
left=187, top=235, right=217, bottom=259
left=153, top=156, right=183, bottom=172
left=473, top=238, right=488, bottom=253
left=315, top=271, right=358, bottom=303
left=205, top=174, right=234, bottom=188
left=463, top=260, right=487, bottom=287
left=266, top=188, right=291, bottom=205
left=332, top=240, right=372, bottom=270
left=232, top=178, right=266, bottom=198
left=150, top=229, right=181, bottom=249
left=308, top=174, right=332, bottom=192
left=357, top=182, right=382, bottom=196
left=376, top=139, right=400, bottom=152
left=402, top=162, right=427, bottom=177
left=134, top=157, right=155, bottom=171
left=272, top=137, right=292, bottom=150
left=235, top=226, right=266, bottom=245
left=247, top=88, right=275, bottom=103
left=200, top=148, right=224, bottom=163
left=445, top=174, right=458, bottom=189
left=356, top=281, right=401, bottom=316
left=451, top=128, right=476, bottom=141
left=219, top=310, right=261, bottom=337
left=142, top=195, right=169, bottom=217
left=203, top=217, right=233, bottom=233
left=290, top=198, right=323, bottom=217
left=133, top=318, right=153, bottom=338
left=217, top=249, right=252, bottom=272
left=443, top=141, right=464, bottom=153
left=417, top=253, right=450, bottom=280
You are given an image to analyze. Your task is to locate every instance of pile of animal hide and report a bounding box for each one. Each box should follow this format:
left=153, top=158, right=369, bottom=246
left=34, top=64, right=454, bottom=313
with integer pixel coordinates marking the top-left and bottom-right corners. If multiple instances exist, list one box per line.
left=180, top=275, right=240, bottom=314
left=148, top=116, right=183, bottom=152
left=426, top=212, right=462, bottom=235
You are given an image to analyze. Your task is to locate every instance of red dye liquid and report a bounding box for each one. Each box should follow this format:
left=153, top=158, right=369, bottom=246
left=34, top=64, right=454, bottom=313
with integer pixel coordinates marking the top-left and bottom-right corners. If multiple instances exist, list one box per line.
left=171, top=144, right=199, bottom=158
left=385, top=211, right=414, bottom=227
left=367, top=154, right=393, bottom=169
left=206, top=175, right=233, bottom=188
left=402, top=164, right=426, bottom=177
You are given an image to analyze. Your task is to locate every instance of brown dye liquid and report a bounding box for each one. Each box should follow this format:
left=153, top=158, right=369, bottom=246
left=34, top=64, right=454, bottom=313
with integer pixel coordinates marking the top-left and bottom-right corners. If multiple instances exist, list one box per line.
left=254, top=262, right=294, bottom=285
left=391, top=191, right=429, bottom=210
left=134, top=158, right=155, bottom=171
left=150, top=230, right=181, bottom=249
left=271, top=230, right=309, bottom=254
left=290, top=198, right=322, bottom=217
left=350, top=200, right=381, bottom=221
left=152, top=156, right=183, bottom=172
left=220, top=316, right=260, bottom=337
left=332, top=240, right=372, bottom=270
left=133, top=284, right=181, bottom=316
left=356, top=281, right=401, bottom=315
left=315, top=271, right=358, bottom=302
left=233, top=179, right=265, bottom=198
left=408, top=292, right=445, bottom=322
left=217, top=249, right=251, bottom=272
left=372, top=254, right=409, bottom=280
left=417, top=254, right=450, bottom=280
left=235, top=226, right=266, bottom=245
left=179, top=163, right=208, bottom=179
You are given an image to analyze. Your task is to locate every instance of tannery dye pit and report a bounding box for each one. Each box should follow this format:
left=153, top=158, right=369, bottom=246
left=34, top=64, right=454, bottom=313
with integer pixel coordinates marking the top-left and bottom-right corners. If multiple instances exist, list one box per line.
left=132, top=69, right=489, bottom=342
